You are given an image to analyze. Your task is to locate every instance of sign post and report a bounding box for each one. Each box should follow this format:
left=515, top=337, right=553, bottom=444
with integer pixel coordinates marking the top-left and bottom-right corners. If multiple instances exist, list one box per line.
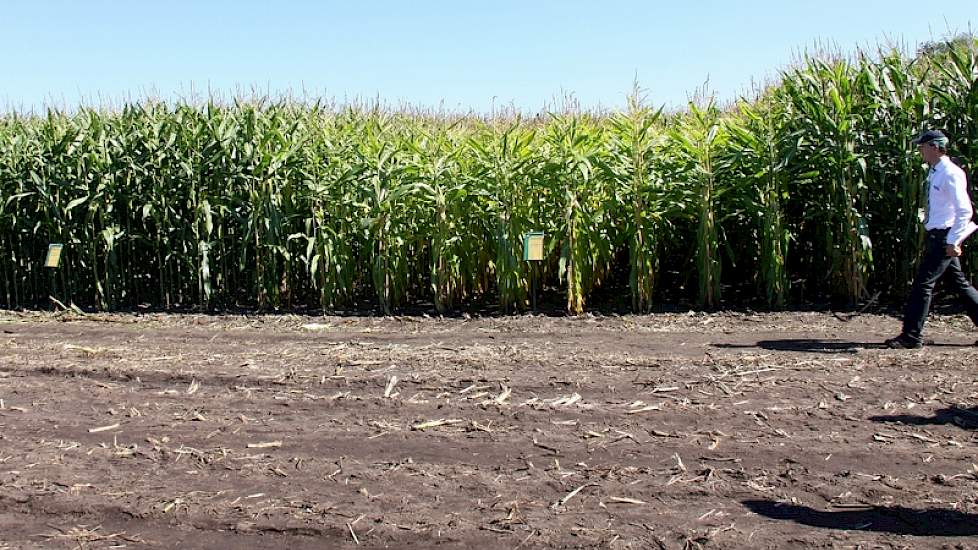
left=45, top=244, right=63, bottom=310
left=45, top=244, right=63, bottom=268
left=522, top=232, right=544, bottom=312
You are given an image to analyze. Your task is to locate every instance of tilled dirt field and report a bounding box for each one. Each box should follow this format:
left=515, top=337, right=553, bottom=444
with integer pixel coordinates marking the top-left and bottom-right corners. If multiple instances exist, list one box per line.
left=0, top=310, right=977, bottom=549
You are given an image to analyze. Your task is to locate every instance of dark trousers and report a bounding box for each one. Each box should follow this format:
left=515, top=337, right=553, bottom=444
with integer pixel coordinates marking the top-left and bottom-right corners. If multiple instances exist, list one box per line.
left=902, top=228, right=978, bottom=342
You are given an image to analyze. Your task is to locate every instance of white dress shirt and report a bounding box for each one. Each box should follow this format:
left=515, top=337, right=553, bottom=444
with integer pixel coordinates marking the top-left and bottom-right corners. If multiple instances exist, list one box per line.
left=924, top=156, right=976, bottom=245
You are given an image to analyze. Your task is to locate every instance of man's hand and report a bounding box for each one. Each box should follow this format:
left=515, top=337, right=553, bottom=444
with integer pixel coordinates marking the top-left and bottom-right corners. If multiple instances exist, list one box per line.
left=946, top=244, right=963, bottom=257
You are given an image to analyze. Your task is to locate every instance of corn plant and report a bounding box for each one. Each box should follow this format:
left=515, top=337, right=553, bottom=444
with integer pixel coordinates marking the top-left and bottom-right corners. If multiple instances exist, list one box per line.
left=543, top=114, right=617, bottom=314
left=926, top=39, right=978, bottom=277
left=858, top=49, right=929, bottom=299
left=301, top=108, right=366, bottom=310
left=669, top=99, right=728, bottom=308
left=725, top=99, right=791, bottom=307
left=403, top=124, right=491, bottom=313
left=605, top=90, right=671, bottom=311
left=468, top=120, right=539, bottom=313
left=358, top=115, right=416, bottom=314
left=782, top=59, right=874, bottom=303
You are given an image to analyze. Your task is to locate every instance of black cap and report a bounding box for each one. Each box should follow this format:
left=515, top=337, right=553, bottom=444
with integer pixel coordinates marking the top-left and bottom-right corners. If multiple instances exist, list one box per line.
left=911, top=129, right=948, bottom=146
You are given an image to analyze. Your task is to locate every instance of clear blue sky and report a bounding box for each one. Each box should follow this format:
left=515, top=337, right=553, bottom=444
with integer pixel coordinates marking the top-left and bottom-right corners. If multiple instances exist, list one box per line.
left=1, top=0, right=974, bottom=114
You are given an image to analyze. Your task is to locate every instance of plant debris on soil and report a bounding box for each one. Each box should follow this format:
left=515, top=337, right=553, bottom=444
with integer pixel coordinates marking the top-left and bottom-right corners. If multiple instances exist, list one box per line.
left=0, top=310, right=976, bottom=549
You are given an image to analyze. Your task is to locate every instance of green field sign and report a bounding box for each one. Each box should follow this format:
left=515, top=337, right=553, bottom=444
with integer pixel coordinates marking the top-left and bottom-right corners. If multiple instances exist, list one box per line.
left=523, top=232, right=544, bottom=261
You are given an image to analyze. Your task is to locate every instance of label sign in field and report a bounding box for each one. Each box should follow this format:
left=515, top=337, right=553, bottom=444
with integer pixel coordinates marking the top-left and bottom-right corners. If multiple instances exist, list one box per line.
left=523, top=232, right=545, bottom=261
left=45, top=244, right=64, bottom=268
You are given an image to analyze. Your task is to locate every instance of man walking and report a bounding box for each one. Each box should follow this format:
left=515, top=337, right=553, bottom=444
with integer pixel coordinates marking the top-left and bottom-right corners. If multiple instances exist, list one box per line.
left=886, top=130, right=978, bottom=349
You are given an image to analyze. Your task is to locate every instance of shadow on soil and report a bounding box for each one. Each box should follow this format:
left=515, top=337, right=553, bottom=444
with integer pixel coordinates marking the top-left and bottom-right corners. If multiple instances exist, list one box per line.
left=743, top=500, right=978, bottom=536
left=714, top=339, right=883, bottom=353
left=715, top=339, right=975, bottom=354
left=869, top=406, right=978, bottom=431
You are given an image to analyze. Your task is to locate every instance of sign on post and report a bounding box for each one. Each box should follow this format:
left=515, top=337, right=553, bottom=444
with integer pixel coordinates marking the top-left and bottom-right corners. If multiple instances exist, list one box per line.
left=523, top=232, right=544, bottom=311
left=523, top=232, right=545, bottom=261
left=45, top=244, right=64, bottom=268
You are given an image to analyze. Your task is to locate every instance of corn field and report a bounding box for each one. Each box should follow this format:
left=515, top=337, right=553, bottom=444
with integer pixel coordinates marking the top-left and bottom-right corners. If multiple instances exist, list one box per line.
left=1, top=38, right=976, bottom=314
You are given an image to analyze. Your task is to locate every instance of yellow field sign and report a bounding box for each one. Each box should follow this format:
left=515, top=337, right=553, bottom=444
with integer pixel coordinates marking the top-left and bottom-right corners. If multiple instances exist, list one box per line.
left=45, top=244, right=64, bottom=268
left=523, top=232, right=544, bottom=261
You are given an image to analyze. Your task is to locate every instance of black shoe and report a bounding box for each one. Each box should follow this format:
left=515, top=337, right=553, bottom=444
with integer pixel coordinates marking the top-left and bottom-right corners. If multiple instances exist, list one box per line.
left=884, top=335, right=923, bottom=349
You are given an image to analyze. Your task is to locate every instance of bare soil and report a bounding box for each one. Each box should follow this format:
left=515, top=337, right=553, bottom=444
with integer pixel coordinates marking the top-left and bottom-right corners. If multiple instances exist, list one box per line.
left=0, top=310, right=977, bottom=549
